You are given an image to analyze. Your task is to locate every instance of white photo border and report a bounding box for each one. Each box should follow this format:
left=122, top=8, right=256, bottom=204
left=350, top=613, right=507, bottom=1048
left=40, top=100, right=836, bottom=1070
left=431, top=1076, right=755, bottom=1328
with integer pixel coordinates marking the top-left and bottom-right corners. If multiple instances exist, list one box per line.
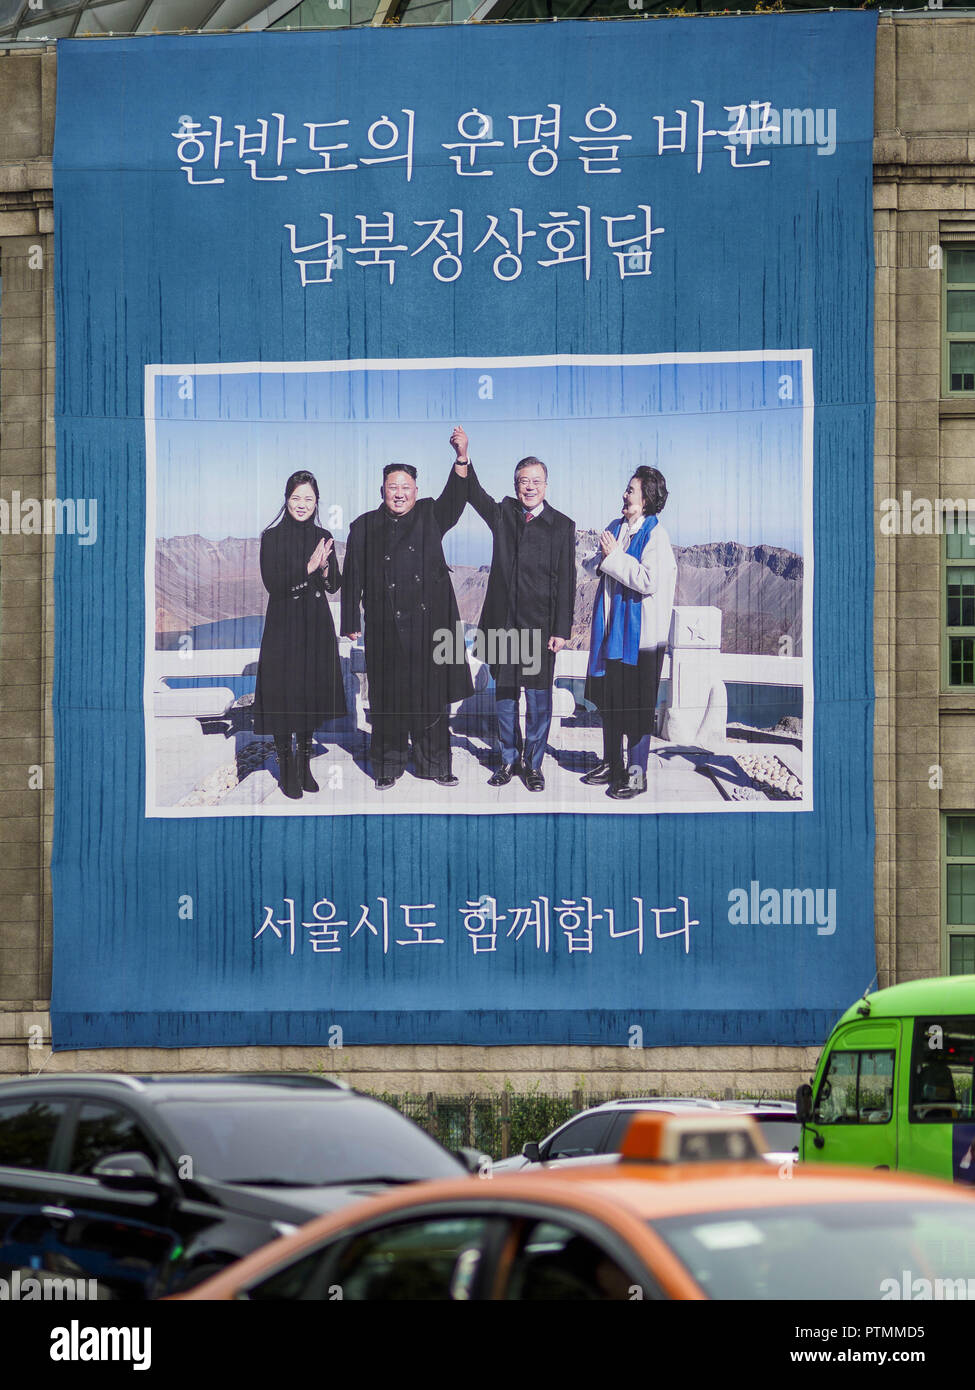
left=143, top=350, right=814, bottom=818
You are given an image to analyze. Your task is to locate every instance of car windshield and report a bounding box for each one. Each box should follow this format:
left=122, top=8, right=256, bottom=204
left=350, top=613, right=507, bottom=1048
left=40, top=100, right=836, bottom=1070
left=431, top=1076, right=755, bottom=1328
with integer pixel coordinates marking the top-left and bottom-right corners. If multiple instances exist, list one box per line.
left=650, top=1201, right=975, bottom=1300
left=159, top=1098, right=462, bottom=1185
left=753, top=1119, right=801, bottom=1152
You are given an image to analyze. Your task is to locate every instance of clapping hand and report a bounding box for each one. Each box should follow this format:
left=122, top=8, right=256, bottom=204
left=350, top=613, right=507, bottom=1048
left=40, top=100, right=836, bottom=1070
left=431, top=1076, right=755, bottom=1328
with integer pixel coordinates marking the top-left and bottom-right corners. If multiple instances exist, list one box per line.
left=599, top=529, right=618, bottom=557
left=307, top=537, right=331, bottom=574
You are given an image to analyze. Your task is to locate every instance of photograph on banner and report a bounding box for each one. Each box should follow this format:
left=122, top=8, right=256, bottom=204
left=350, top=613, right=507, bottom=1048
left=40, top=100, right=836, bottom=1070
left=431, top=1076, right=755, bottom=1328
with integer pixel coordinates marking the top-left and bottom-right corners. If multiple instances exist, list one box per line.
left=145, top=350, right=812, bottom=817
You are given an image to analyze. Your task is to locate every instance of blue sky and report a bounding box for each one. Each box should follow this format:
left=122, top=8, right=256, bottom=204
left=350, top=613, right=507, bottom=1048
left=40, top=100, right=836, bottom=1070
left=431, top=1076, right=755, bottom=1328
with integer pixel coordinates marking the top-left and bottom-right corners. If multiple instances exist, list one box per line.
left=153, top=358, right=806, bottom=564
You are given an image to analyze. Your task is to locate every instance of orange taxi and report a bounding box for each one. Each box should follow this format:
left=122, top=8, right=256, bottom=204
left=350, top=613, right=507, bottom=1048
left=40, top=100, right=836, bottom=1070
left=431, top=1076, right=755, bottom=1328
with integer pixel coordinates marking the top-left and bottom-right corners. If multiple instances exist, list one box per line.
left=175, top=1111, right=975, bottom=1301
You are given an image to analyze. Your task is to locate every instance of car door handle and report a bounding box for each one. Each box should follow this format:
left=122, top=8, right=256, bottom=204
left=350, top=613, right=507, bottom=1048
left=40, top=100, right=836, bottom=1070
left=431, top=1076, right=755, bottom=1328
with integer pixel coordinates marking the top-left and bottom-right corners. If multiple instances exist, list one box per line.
left=41, top=1205, right=75, bottom=1221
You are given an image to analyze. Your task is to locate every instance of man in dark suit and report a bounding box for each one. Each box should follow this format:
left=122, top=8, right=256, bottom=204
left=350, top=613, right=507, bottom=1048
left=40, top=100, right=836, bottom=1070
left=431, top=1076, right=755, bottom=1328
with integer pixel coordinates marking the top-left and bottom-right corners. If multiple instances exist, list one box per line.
left=454, top=427, right=576, bottom=792
left=341, top=441, right=472, bottom=789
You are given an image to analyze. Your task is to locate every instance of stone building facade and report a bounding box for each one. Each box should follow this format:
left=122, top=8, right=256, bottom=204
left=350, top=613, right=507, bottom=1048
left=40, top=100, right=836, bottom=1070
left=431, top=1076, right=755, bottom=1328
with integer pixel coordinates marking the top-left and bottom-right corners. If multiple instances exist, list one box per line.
left=0, top=17, right=971, bottom=1089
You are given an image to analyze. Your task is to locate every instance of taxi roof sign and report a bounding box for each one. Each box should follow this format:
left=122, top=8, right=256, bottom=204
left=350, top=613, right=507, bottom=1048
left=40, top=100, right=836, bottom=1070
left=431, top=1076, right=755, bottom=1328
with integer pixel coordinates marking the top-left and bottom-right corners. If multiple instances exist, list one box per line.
left=620, top=1110, right=764, bottom=1164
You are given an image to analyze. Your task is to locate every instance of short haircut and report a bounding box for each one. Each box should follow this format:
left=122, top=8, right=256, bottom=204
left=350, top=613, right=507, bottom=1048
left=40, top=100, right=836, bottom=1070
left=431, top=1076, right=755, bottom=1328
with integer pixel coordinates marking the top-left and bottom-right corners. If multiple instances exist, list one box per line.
left=632, top=465, right=668, bottom=517
left=514, top=456, right=548, bottom=482
left=383, top=463, right=417, bottom=482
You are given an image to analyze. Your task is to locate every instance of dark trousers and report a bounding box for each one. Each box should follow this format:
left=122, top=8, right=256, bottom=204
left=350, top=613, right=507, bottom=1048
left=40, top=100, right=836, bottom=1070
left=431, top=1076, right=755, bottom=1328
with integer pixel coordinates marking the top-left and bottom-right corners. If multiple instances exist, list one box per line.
left=496, top=683, right=553, bottom=772
left=601, top=719, right=653, bottom=776
left=594, top=649, right=665, bottom=775
left=370, top=710, right=450, bottom=780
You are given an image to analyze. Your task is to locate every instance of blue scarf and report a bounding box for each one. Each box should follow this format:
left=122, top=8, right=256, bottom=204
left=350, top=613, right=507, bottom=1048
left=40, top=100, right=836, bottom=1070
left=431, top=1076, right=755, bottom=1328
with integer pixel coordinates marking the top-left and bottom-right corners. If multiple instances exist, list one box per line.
left=588, top=514, right=658, bottom=677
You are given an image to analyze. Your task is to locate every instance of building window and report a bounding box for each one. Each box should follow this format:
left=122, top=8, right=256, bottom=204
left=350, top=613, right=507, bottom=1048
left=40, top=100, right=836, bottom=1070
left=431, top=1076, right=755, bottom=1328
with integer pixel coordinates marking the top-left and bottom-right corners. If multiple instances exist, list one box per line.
left=945, top=816, right=975, bottom=976
left=945, top=517, right=975, bottom=689
left=944, top=247, right=975, bottom=395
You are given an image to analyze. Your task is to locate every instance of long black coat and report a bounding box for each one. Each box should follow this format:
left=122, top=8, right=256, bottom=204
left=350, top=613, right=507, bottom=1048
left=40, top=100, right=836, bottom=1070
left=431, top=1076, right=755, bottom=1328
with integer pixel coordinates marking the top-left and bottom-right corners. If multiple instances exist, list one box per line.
left=340, top=467, right=473, bottom=717
left=252, top=513, right=347, bottom=737
left=466, top=464, right=577, bottom=689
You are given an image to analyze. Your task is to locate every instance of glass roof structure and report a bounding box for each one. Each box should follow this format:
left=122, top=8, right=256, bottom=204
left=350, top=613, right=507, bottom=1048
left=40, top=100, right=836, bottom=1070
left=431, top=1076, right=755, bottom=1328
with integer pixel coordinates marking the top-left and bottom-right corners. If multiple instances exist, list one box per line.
left=0, top=0, right=963, bottom=43
left=0, top=0, right=306, bottom=40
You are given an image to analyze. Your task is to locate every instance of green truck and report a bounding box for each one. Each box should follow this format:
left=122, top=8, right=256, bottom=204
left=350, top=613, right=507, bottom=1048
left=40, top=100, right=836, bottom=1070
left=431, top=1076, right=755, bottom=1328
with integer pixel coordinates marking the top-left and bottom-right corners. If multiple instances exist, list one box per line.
left=797, top=976, right=975, bottom=1183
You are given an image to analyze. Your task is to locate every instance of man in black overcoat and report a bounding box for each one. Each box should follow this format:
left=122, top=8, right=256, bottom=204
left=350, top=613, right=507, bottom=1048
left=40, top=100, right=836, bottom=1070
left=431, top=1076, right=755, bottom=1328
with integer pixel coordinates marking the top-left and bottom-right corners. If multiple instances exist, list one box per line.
left=341, top=441, right=472, bottom=788
left=455, top=427, right=576, bottom=792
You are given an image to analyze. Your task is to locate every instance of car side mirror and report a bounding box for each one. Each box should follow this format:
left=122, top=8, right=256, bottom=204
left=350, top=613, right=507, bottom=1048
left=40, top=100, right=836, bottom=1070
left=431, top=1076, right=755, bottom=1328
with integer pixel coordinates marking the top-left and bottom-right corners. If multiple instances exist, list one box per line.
left=454, top=1147, right=489, bottom=1174
left=90, top=1151, right=167, bottom=1193
left=521, top=1141, right=541, bottom=1163
left=795, top=1083, right=813, bottom=1123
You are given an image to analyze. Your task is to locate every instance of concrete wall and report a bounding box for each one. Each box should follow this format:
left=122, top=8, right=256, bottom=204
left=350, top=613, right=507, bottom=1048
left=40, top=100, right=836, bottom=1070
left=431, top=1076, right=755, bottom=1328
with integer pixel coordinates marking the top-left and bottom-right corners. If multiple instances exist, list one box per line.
left=0, top=17, right=970, bottom=1089
left=0, top=50, right=55, bottom=1069
left=874, top=16, right=975, bottom=987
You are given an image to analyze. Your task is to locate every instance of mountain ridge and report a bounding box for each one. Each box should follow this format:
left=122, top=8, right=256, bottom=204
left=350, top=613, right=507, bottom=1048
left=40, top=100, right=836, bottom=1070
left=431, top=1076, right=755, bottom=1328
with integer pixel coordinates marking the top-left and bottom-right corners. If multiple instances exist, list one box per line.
left=156, top=533, right=803, bottom=657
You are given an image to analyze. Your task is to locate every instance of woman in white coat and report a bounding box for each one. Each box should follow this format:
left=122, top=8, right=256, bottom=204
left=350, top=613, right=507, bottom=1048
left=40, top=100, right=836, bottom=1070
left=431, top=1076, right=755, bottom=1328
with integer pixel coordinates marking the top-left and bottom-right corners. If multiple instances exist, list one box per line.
left=583, top=467, right=677, bottom=799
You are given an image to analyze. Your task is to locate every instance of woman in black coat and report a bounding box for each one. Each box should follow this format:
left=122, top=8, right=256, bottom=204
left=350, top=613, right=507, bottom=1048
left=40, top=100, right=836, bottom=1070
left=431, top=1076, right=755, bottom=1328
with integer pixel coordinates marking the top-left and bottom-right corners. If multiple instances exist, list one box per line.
left=252, top=471, right=347, bottom=799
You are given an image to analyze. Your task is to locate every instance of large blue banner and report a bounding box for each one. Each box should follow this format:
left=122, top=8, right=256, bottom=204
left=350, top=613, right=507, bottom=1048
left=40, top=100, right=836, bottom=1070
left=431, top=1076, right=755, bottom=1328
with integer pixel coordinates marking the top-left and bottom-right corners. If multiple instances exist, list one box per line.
left=52, top=14, right=876, bottom=1047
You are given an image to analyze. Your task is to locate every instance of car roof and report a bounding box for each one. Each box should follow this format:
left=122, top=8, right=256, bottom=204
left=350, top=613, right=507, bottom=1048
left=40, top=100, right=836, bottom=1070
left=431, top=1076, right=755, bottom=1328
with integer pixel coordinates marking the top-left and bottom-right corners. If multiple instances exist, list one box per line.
left=572, top=1099, right=795, bottom=1124
left=523, top=1162, right=961, bottom=1215
left=719, top=1098, right=796, bottom=1110
left=370, top=1161, right=969, bottom=1221
left=0, top=1074, right=353, bottom=1103
left=836, top=974, right=975, bottom=1026
left=562, top=1100, right=724, bottom=1126
left=179, top=1160, right=971, bottom=1301
left=720, top=1101, right=797, bottom=1116
left=594, top=1097, right=725, bottom=1110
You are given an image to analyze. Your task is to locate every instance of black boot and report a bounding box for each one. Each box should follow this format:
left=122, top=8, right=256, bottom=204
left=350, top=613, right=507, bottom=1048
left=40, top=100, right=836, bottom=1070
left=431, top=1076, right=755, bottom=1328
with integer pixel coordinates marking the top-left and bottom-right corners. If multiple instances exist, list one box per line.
left=274, top=735, right=302, bottom=800
left=297, top=733, right=320, bottom=793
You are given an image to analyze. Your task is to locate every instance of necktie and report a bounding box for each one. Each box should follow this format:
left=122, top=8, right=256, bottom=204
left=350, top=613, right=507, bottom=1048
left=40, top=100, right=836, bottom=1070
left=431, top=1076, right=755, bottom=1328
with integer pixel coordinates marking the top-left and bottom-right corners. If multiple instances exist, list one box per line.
left=524, top=510, right=534, bottom=523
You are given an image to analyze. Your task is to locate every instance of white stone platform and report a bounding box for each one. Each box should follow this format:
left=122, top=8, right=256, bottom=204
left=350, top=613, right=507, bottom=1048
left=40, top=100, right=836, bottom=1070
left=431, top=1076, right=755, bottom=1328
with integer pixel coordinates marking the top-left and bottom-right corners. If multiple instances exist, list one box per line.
left=149, top=716, right=806, bottom=817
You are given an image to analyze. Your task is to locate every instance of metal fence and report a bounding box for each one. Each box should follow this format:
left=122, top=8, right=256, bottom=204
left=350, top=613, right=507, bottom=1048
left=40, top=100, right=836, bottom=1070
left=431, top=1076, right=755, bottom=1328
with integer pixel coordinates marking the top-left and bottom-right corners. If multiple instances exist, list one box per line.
left=366, top=1088, right=792, bottom=1160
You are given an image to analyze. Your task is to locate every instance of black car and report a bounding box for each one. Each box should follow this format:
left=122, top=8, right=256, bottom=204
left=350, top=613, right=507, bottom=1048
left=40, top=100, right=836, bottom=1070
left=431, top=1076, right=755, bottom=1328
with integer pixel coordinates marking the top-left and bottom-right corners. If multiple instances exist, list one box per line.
left=0, top=1073, right=468, bottom=1298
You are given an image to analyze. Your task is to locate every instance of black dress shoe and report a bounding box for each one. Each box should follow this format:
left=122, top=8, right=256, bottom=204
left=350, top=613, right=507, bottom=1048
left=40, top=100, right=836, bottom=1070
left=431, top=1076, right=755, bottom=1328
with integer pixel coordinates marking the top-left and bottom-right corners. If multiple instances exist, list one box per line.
left=374, top=774, right=400, bottom=790
left=488, top=761, right=519, bottom=787
left=434, top=774, right=459, bottom=787
left=524, top=768, right=545, bottom=792
left=607, top=766, right=647, bottom=800
left=580, top=760, right=614, bottom=785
